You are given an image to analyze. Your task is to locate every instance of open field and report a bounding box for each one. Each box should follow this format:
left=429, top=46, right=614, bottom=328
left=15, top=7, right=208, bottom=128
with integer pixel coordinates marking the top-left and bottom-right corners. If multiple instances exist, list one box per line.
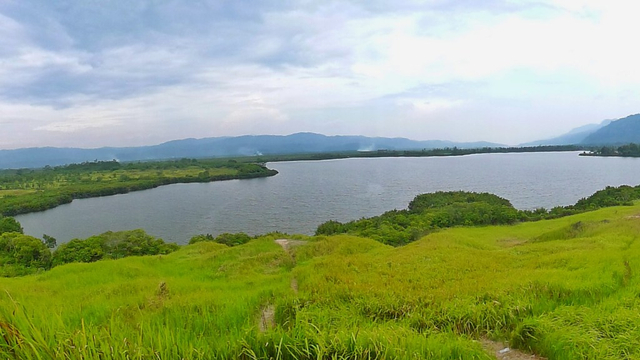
left=0, top=189, right=37, bottom=198
left=1, top=204, right=640, bottom=359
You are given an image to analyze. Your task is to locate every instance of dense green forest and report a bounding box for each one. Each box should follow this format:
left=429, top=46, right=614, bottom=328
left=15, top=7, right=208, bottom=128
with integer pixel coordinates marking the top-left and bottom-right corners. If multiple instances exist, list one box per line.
left=316, top=185, right=640, bottom=246
left=581, top=142, right=640, bottom=157
left=0, top=159, right=277, bottom=216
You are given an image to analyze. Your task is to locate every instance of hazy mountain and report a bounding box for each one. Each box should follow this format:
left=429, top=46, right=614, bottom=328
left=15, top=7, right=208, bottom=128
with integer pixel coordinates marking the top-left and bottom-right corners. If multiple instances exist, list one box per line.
left=520, top=120, right=612, bottom=146
left=581, top=114, right=640, bottom=145
left=0, top=133, right=504, bottom=169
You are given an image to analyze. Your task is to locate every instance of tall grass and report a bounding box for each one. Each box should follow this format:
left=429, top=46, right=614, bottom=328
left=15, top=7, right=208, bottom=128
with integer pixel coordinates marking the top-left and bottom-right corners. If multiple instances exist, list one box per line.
left=1, top=205, right=640, bottom=358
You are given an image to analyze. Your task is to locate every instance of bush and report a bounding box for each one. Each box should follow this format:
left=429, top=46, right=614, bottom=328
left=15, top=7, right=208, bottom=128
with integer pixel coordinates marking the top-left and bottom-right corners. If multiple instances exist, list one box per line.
left=214, top=233, right=251, bottom=247
left=189, top=234, right=214, bottom=245
left=52, top=229, right=178, bottom=267
left=0, top=232, right=51, bottom=273
left=188, top=232, right=251, bottom=247
left=0, top=217, right=23, bottom=235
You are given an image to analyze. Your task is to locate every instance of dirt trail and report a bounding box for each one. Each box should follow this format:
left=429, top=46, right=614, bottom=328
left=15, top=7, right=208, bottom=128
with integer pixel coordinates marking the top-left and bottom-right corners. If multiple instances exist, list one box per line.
left=275, top=239, right=305, bottom=294
left=481, top=339, right=546, bottom=360
left=258, top=239, right=306, bottom=332
left=274, top=239, right=306, bottom=253
left=258, top=305, right=275, bottom=332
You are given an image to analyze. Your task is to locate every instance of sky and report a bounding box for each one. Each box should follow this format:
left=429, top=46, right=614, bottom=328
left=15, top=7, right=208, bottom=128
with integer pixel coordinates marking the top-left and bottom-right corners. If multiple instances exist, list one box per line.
left=0, top=0, right=638, bottom=149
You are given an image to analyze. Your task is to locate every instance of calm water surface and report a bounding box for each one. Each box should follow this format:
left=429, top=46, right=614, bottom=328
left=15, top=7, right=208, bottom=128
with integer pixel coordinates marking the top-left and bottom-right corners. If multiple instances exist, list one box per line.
left=16, top=152, right=640, bottom=244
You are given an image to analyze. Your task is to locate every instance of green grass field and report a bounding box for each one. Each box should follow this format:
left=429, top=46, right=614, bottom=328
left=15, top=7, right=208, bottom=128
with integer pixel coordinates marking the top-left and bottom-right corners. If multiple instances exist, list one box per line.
left=2, top=205, right=640, bottom=359
left=0, top=189, right=37, bottom=198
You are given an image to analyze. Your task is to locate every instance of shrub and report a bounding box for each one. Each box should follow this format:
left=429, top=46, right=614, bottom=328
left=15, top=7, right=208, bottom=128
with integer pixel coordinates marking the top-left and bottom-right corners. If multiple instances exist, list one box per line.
left=52, top=229, right=178, bottom=267
left=188, top=232, right=252, bottom=247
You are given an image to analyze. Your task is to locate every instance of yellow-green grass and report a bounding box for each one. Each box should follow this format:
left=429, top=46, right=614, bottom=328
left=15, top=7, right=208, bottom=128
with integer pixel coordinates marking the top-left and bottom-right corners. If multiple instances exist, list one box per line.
left=87, top=167, right=238, bottom=181
left=0, top=189, right=37, bottom=198
left=2, top=167, right=239, bottom=191
left=2, top=205, right=640, bottom=359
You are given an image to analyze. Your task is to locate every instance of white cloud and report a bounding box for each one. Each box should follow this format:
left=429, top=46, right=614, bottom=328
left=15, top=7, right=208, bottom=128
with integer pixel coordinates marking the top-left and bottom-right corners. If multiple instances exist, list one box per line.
left=34, top=118, right=121, bottom=133
left=0, top=1, right=639, bottom=149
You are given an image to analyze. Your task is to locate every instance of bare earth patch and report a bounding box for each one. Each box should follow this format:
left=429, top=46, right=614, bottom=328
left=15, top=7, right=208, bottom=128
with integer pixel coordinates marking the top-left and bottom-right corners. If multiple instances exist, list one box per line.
left=274, top=239, right=306, bottom=252
left=259, top=305, right=275, bottom=332
left=258, top=239, right=306, bottom=332
left=481, top=339, right=546, bottom=360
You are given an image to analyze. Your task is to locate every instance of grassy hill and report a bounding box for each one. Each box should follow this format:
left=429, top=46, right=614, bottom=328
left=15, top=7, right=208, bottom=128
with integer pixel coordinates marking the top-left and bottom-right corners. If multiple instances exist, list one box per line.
left=1, top=203, right=640, bottom=359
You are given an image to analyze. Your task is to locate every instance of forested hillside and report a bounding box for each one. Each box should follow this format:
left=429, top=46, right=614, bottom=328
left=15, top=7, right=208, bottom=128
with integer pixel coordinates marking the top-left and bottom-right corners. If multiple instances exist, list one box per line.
left=582, top=114, right=640, bottom=145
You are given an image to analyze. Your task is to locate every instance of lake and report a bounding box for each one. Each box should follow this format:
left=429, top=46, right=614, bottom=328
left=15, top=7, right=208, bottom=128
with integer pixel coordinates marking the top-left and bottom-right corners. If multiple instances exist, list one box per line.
left=15, top=152, right=640, bottom=244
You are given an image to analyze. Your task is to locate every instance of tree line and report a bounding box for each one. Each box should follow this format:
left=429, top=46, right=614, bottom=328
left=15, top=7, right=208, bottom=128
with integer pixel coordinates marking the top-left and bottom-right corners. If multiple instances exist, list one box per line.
left=247, top=145, right=588, bottom=163
left=0, top=214, right=263, bottom=277
left=316, top=185, right=640, bottom=246
left=0, top=220, right=178, bottom=277
left=581, top=143, right=640, bottom=157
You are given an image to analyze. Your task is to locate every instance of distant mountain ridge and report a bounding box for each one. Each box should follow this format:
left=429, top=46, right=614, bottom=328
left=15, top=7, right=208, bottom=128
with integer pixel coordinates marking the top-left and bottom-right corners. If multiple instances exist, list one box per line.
left=581, top=114, right=640, bottom=145
left=0, top=133, right=504, bottom=169
left=520, top=120, right=612, bottom=146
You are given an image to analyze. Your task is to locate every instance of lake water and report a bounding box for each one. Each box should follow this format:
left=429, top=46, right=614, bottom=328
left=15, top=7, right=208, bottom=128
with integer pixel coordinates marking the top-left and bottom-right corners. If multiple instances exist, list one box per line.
left=15, top=152, right=640, bottom=244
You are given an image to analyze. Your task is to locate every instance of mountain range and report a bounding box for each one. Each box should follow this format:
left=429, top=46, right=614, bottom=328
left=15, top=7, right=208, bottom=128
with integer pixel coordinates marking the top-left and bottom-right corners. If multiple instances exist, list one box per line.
left=581, top=114, right=640, bottom=145
left=520, top=120, right=612, bottom=146
left=3, top=114, right=639, bottom=170
left=0, top=133, right=503, bottom=169
left=521, top=114, right=640, bottom=147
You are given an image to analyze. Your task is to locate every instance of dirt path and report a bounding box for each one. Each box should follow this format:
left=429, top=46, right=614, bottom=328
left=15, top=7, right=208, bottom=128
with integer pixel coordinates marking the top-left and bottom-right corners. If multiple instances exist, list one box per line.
left=481, top=339, right=546, bottom=360
left=258, top=305, right=275, bottom=332
left=275, top=239, right=305, bottom=294
left=258, top=239, right=306, bottom=332
left=274, top=238, right=306, bottom=253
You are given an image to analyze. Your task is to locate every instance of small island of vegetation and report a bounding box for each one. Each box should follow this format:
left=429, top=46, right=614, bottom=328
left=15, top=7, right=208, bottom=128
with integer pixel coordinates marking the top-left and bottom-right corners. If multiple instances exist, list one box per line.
left=580, top=142, right=640, bottom=157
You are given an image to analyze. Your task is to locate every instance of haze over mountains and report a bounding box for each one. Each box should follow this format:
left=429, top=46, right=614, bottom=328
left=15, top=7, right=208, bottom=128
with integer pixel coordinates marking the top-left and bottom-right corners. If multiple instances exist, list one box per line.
left=2, top=114, right=639, bottom=170
left=581, top=114, right=640, bottom=145
left=0, top=133, right=502, bottom=169
left=520, top=120, right=612, bottom=146
left=522, top=114, right=640, bottom=146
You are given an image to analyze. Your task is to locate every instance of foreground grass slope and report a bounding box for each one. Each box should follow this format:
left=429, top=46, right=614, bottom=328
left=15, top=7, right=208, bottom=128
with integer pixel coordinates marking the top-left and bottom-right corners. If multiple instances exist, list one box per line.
left=1, top=205, right=640, bottom=359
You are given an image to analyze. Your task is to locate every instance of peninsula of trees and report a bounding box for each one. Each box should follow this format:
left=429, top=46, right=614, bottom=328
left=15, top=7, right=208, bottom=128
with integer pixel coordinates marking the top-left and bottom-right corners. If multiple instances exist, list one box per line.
left=0, top=159, right=277, bottom=216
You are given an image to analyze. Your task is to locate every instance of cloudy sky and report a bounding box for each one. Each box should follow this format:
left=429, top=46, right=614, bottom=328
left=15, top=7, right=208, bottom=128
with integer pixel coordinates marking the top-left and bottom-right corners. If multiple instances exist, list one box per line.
left=0, top=0, right=638, bottom=149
